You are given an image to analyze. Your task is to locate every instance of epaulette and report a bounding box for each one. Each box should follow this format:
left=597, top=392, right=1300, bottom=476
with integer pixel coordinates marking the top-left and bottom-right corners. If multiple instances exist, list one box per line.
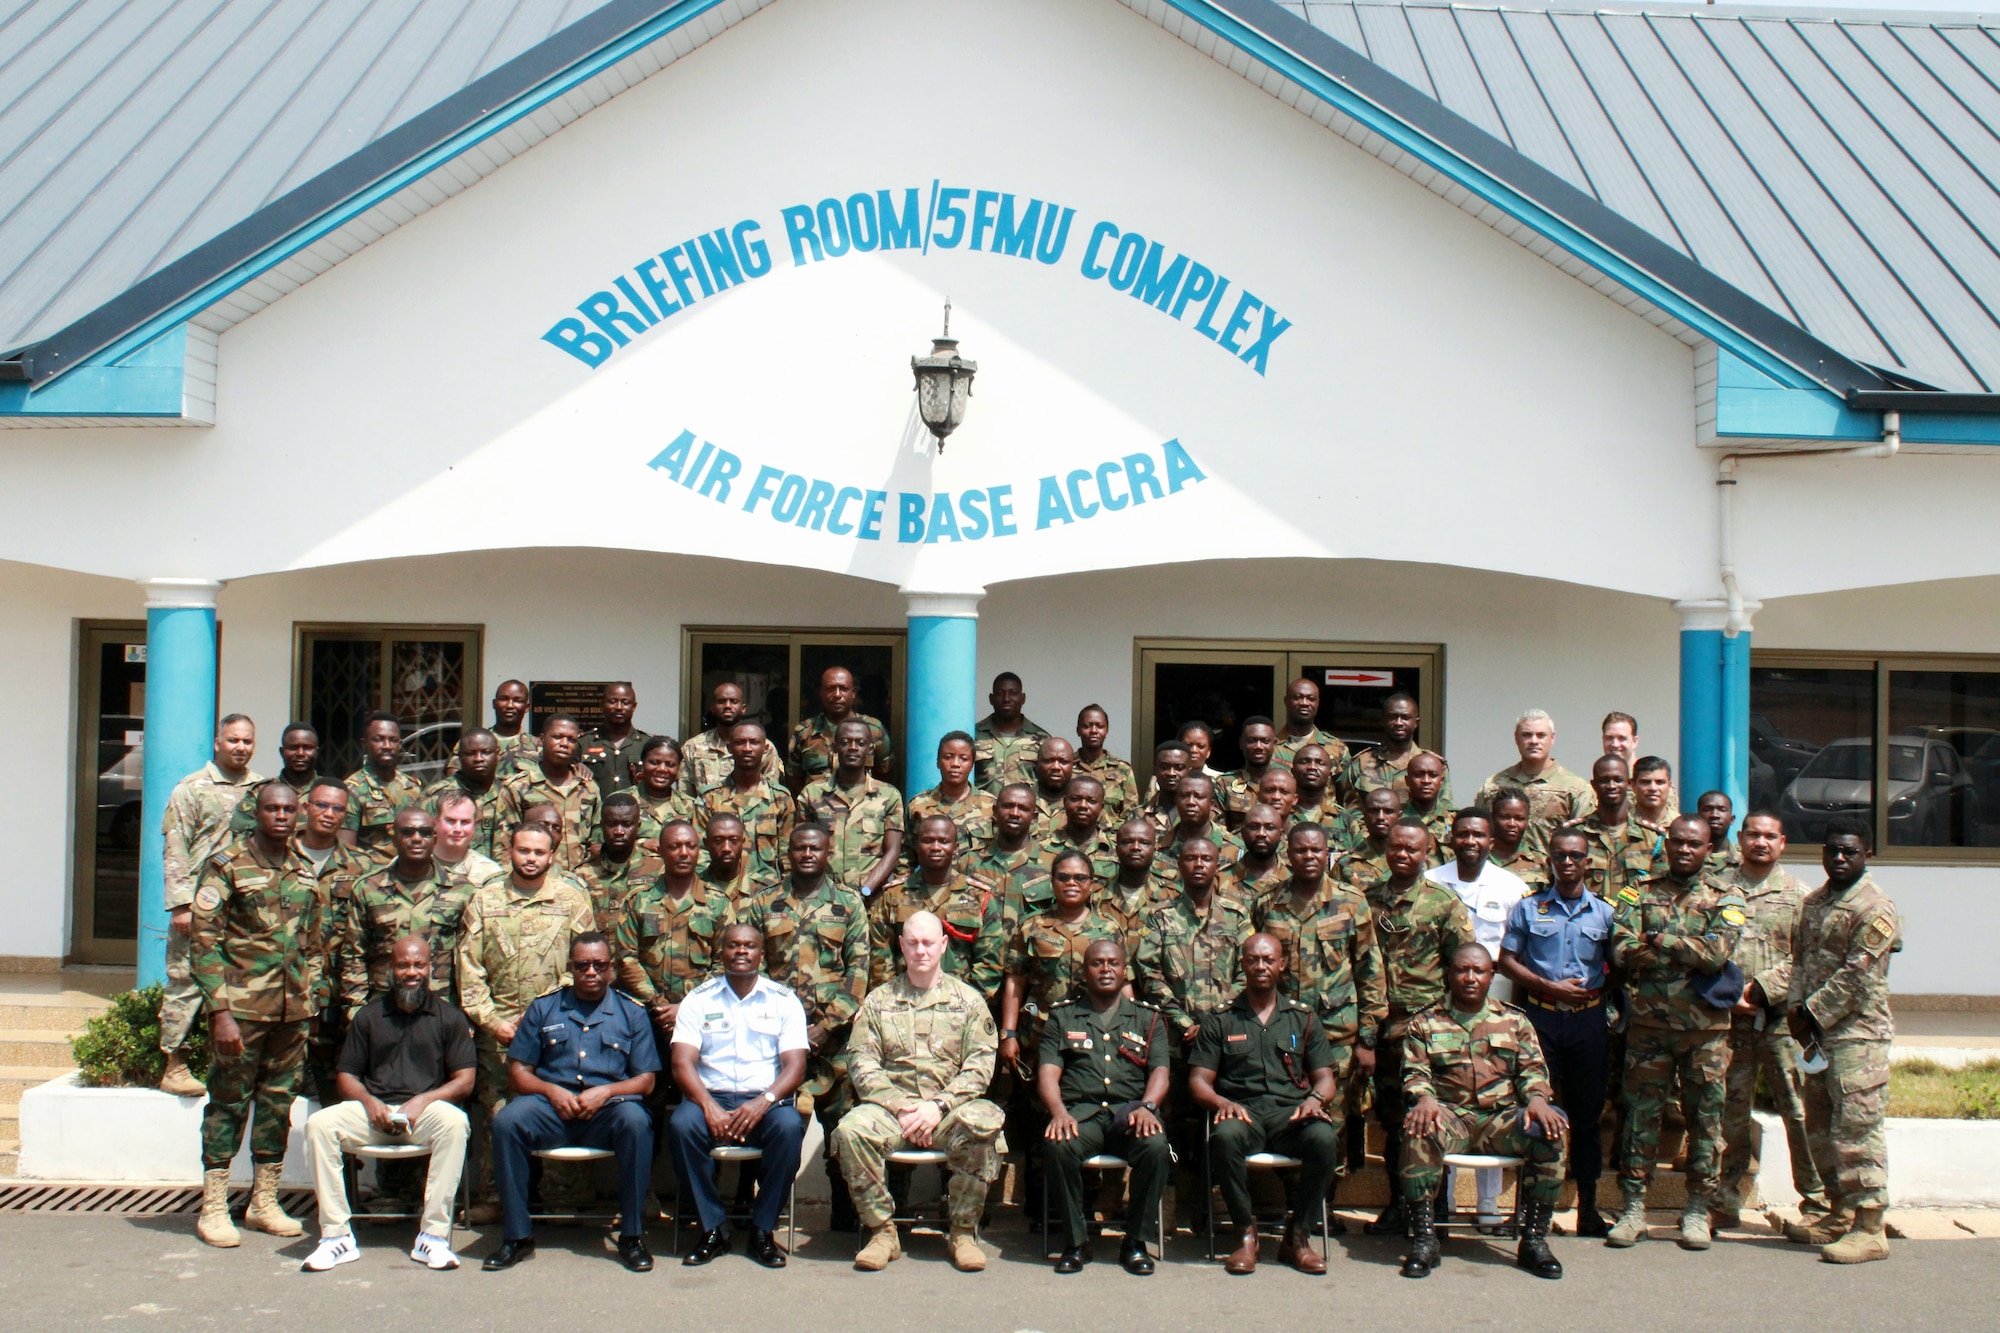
left=611, top=986, right=653, bottom=1010
left=1283, top=997, right=1311, bottom=1012
left=1499, top=1000, right=1527, bottom=1015
left=207, top=852, right=233, bottom=871
left=1128, top=997, right=1162, bottom=1014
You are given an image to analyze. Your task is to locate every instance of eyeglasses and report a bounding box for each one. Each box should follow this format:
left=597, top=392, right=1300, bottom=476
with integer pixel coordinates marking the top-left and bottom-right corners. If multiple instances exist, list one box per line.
left=1052, top=872, right=1093, bottom=883
left=1548, top=849, right=1589, bottom=861
left=572, top=959, right=613, bottom=972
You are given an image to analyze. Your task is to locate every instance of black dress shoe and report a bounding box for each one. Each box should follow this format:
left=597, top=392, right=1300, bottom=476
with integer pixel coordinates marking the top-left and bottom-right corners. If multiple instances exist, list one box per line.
left=747, top=1230, right=787, bottom=1269
left=682, top=1228, right=730, bottom=1267
left=482, top=1238, right=535, bottom=1271
left=618, top=1236, right=654, bottom=1272
left=1119, top=1240, right=1155, bottom=1276
left=1053, top=1245, right=1090, bottom=1274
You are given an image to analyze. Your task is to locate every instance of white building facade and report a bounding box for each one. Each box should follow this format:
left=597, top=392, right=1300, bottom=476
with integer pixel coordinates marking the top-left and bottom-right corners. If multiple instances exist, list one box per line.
left=2, top=0, right=1998, bottom=997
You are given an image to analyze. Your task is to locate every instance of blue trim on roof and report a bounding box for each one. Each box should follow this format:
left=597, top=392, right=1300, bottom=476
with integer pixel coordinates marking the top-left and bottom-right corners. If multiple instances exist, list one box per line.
left=0, top=325, right=188, bottom=417
left=1712, top=349, right=2000, bottom=445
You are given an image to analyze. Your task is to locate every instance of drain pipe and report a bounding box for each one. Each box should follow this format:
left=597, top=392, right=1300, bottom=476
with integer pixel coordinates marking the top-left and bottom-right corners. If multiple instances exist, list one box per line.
left=1716, top=410, right=1900, bottom=635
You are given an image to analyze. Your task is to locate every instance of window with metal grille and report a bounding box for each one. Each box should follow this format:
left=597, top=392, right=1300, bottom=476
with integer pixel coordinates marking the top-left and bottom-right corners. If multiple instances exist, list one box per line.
left=294, top=625, right=482, bottom=782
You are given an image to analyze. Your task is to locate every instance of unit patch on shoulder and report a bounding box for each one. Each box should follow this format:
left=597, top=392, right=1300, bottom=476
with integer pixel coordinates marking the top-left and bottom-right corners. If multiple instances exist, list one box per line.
left=1720, top=907, right=1746, bottom=926
left=193, top=884, right=223, bottom=912
left=1862, top=916, right=1896, bottom=952
left=1617, top=888, right=1641, bottom=906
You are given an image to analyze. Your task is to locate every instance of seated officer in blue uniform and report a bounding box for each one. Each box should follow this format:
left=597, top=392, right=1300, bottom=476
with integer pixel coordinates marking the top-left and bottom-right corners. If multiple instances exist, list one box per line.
left=484, top=931, right=660, bottom=1273
left=1497, top=826, right=1616, bottom=1238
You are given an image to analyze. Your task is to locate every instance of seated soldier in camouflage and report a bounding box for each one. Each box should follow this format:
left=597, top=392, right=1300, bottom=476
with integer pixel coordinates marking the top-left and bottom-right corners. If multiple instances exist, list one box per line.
left=1398, top=942, right=1569, bottom=1281
left=833, top=911, right=1004, bottom=1274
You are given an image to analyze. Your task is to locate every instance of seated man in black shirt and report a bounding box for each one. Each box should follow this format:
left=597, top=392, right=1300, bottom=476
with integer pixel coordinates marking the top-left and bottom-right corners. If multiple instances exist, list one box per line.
left=1189, top=932, right=1342, bottom=1276
left=303, top=935, right=476, bottom=1272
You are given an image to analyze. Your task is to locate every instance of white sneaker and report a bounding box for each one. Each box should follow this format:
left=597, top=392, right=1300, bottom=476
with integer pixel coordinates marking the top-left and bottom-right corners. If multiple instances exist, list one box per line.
left=411, top=1232, right=460, bottom=1270
left=302, top=1235, right=360, bottom=1272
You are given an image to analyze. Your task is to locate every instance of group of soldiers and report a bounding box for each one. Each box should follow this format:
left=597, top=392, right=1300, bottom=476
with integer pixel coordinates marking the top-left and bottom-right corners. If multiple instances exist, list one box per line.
left=162, top=668, right=1901, bottom=1270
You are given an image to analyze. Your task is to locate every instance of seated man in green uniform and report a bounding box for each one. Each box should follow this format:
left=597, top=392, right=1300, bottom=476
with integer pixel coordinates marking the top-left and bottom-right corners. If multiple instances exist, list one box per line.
left=1189, top=933, right=1341, bottom=1275
left=1038, top=938, right=1171, bottom=1276
left=1398, top=942, right=1570, bottom=1281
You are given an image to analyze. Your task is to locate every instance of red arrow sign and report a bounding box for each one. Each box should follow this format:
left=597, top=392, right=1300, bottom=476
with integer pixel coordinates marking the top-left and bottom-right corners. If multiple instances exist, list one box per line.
left=1324, top=670, right=1395, bottom=687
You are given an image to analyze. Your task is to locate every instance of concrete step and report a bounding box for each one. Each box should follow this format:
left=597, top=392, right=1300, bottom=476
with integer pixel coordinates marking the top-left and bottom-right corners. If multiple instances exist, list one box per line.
left=0, top=1144, right=16, bottom=1178
left=0, top=1001, right=112, bottom=1032
left=0, top=1030, right=79, bottom=1068
left=0, top=1066, right=62, bottom=1106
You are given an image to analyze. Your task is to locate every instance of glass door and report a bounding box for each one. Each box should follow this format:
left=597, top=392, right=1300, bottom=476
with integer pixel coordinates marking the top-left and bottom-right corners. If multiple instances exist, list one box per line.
left=683, top=628, right=905, bottom=777
left=294, top=625, right=482, bottom=783
left=72, top=622, right=148, bottom=962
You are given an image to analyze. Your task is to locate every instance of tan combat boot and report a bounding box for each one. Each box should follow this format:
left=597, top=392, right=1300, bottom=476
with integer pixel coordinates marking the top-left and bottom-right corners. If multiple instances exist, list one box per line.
left=1785, top=1203, right=1854, bottom=1246
left=947, top=1229, right=986, bottom=1272
left=242, top=1162, right=303, bottom=1237
left=1605, top=1192, right=1650, bottom=1247
left=853, top=1223, right=902, bottom=1271
left=195, top=1168, right=240, bottom=1248
left=1820, top=1207, right=1890, bottom=1264
left=159, top=1051, right=206, bottom=1097
left=1677, top=1195, right=1713, bottom=1251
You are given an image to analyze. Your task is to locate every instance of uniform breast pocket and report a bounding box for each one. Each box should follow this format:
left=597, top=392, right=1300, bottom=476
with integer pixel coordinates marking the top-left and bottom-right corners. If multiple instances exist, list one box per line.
left=1580, top=922, right=1609, bottom=944
left=1528, top=918, right=1562, bottom=939
left=1477, top=901, right=1511, bottom=923
left=749, top=1012, right=784, bottom=1037
left=1031, top=933, right=1066, bottom=960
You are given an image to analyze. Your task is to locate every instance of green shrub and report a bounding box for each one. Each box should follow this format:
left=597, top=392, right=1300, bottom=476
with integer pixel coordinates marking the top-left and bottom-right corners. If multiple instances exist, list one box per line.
left=69, top=985, right=210, bottom=1089
left=1888, top=1058, right=2000, bottom=1120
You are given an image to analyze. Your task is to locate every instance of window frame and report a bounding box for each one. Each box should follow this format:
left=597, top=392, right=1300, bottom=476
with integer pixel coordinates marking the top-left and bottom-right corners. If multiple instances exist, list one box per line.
left=678, top=624, right=907, bottom=768
left=290, top=622, right=484, bottom=778
left=1752, top=647, right=2000, bottom=866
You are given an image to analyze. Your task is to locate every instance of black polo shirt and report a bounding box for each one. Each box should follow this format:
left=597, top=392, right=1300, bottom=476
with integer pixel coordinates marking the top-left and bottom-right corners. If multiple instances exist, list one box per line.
left=337, top=990, right=477, bottom=1102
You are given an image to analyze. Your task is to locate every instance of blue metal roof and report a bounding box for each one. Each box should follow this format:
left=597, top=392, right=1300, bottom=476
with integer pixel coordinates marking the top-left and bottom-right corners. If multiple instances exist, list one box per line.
left=1280, top=2, right=2000, bottom=393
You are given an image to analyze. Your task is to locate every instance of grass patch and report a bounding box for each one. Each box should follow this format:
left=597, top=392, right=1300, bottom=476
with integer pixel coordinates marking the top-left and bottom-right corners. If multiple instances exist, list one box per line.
left=1889, top=1058, right=2000, bottom=1119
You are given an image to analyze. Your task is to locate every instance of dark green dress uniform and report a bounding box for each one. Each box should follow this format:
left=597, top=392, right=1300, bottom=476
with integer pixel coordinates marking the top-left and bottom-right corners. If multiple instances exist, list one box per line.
left=1191, top=994, right=1341, bottom=1231
left=577, top=727, right=652, bottom=797
left=1038, top=996, right=1172, bottom=1249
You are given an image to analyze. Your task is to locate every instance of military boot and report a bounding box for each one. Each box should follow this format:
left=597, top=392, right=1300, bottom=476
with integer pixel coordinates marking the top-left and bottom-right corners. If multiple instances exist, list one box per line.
left=947, top=1229, right=987, bottom=1272
left=243, top=1162, right=304, bottom=1237
left=159, top=1051, right=206, bottom=1097
left=1399, top=1197, right=1440, bottom=1279
left=195, top=1168, right=240, bottom=1248
left=1365, top=1197, right=1407, bottom=1237
left=853, top=1223, right=902, bottom=1271
left=1820, top=1208, right=1890, bottom=1264
left=1677, top=1194, right=1712, bottom=1250
left=1605, top=1192, right=1650, bottom=1247
left=1709, top=1185, right=1743, bottom=1231
left=1516, top=1199, right=1563, bottom=1279
left=1785, top=1203, right=1854, bottom=1246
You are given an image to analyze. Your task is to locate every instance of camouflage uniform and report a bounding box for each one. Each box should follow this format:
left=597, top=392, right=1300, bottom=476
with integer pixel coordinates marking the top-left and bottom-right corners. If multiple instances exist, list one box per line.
left=1338, top=746, right=1452, bottom=809
left=730, top=877, right=870, bottom=1105
left=678, top=726, right=783, bottom=797
left=1027, top=785, right=1069, bottom=838
left=631, top=787, right=701, bottom=851
left=434, top=849, right=504, bottom=895
left=577, top=726, right=651, bottom=797
left=958, top=840, right=1045, bottom=940
left=867, top=869, right=1006, bottom=998
left=1217, top=855, right=1287, bottom=908
left=293, top=840, right=371, bottom=1104
left=1366, top=878, right=1475, bottom=1177
left=613, top=880, right=727, bottom=1008
left=697, top=779, right=797, bottom=887
left=1075, top=752, right=1140, bottom=824
left=908, top=785, right=996, bottom=849
left=1154, top=822, right=1244, bottom=887
left=1254, top=877, right=1386, bottom=1054
left=190, top=838, right=323, bottom=1167
left=455, top=874, right=596, bottom=1116
left=1138, top=765, right=1223, bottom=813
left=573, top=846, right=665, bottom=932
left=343, top=766, right=427, bottom=865
left=1289, top=791, right=1343, bottom=831
left=833, top=974, right=1004, bottom=1231
left=1477, top=761, right=1596, bottom=848
left=1140, top=796, right=1179, bottom=841
left=491, top=730, right=539, bottom=776
left=159, top=762, right=265, bottom=1054
left=1216, top=767, right=1275, bottom=820
left=336, top=862, right=478, bottom=1017
left=1789, top=874, right=1900, bottom=1213
left=1004, top=909, right=1123, bottom=1052
left=1274, top=727, right=1350, bottom=773
left=421, top=774, right=509, bottom=860
left=1705, top=841, right=1744, bottom=878
left=1034, top=824, right=1119, bottom=887
left=798, top=773, right=905, bottom=894
left=1563, top=810, right=1662, bottom=900
left=1404, top=804, right=1455, bottom=868
left=1716, top=864, right=1826, bottom=1211
left=1610, top=871, right=1747, bottom=1202
left=699, top=858, right=773, bottom=912
left=227, top=770, right=319, bottom=834
left=496, top=759, right=600, bottom=873
left=1096, top=871, right=1179, bottom=962
left=1132, top=893, right=1255, bottom=1035
left=787, top=711, right=892, bottom=791
left=1334, top=843, right=1391, bottom=896
left=973, top=714, right=1051, bottom=791
left=1399, top=1000, right=1566, bottom=1201
left=1494, top=843, right=1550, bottom=890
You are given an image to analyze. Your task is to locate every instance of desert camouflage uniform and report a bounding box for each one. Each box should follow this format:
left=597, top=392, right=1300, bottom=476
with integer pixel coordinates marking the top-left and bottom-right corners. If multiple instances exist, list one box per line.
left=798, top=773, right=904, bottom=894
left=1477, top=761, right=1596, bottom=848
left=833, top=975, right=1003, bottom=1230
left=867, top=868, right=1006, bottom=998
left=497, top=759, right=600, bottom=873
left=1789, top=874, right=1900, bottom=1213
left=455, top=874, right=596, bottom=1114
left=159, top=761, right=265, bottom=1054
left=1399, top=1000, right=1567, bottom=1201
left=1610, top=870, right=1747, bottom=1201
left=973, top=714, right=1051, bottom=792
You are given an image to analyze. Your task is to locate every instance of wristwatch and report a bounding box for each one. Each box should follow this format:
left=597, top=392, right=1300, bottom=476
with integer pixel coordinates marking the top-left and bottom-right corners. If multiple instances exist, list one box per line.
left=932, top=1097, right=951, bottom=1115
left=1357, top=1032, right=1378, bottom=1051
left=1140, top=1100, right=1160, bottom=1115
left=997, top=1028, right=1018, bottom=1040
left=761, top=1090, right=779, bottom=1105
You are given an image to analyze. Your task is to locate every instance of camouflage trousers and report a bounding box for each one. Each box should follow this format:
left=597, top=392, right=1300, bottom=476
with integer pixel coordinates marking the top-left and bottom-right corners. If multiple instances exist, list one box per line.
left=1618, top=1025, right=1727, bottom=1199
left=1720, top=1015, right=1826, bottom=1209
left=469, top=1032, right=516, bottom=1201
left=831, top=1099, right=1007, bottom=1231
left=1803, top=1040, right=1890, bottom=1211
left=1400, top=1106, right=1568, bottom=1204
left=157, top=922, right=204, bottom=1054
left=201, top=1017, right=307, bottom=1169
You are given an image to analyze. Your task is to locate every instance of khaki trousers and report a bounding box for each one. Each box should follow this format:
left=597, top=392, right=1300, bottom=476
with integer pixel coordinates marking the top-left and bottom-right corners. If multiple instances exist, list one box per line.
left=305, top=1099, right=469, bottom=1238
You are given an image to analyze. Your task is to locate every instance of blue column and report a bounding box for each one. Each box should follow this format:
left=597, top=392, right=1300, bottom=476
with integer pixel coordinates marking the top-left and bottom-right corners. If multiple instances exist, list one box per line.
left=1675, top=601, right=1725, bottom=811
left=1720, top=625, right=1754, bottom=822
left=136, top=579, right=220, bottom=987
left=902, top=590, right=982, bottom=795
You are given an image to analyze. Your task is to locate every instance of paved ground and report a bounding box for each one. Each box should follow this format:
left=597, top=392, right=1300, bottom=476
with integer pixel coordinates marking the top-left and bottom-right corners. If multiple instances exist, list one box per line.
left=1, top=1211, right=1991, bottom=1333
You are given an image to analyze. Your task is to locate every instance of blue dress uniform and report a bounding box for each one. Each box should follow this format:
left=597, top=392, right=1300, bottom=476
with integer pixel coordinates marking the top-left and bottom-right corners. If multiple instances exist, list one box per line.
left=1500, top=884, right=1614, bottom=1190
left=491, top=985, right=661, bottom=1242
